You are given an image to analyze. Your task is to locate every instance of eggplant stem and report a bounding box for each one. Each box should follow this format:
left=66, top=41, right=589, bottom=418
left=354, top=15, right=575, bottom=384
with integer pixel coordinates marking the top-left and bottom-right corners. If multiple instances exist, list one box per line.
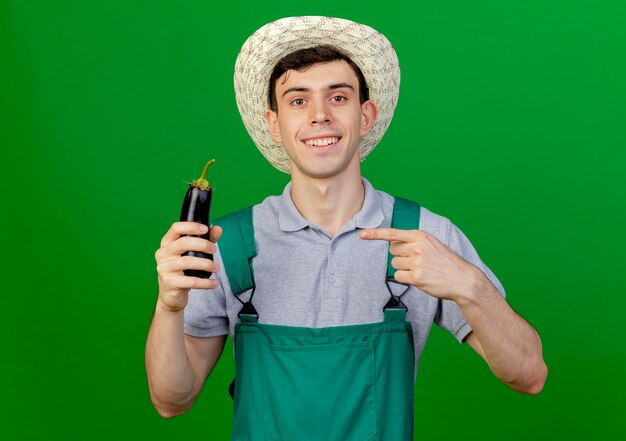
left=190, top=159, right=215, bottom=190
left=200, top=159, right=215, bottom=180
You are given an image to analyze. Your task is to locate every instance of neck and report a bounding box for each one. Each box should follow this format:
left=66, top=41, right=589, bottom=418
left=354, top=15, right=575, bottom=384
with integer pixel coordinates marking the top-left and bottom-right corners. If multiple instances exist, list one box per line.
left=290, top=168, right=365, bottom=238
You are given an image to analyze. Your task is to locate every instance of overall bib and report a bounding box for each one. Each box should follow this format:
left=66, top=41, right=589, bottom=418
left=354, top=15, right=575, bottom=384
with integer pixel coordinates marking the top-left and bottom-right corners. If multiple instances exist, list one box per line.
left=217, top=198, right=420, bottom=441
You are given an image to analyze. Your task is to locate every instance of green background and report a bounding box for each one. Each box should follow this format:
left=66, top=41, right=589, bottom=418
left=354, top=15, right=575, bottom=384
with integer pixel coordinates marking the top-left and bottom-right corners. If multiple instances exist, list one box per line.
left=1, top=0, right=624, bottom=439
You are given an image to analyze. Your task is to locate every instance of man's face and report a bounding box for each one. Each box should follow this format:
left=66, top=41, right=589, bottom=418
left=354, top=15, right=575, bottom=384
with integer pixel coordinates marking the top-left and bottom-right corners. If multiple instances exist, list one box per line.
left=265, top=60, right=377, bottom=180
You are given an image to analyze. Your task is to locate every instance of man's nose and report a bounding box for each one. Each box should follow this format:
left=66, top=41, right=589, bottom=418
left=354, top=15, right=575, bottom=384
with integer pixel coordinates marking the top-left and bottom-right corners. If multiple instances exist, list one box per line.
left=309, top=99, right=331, bottom=125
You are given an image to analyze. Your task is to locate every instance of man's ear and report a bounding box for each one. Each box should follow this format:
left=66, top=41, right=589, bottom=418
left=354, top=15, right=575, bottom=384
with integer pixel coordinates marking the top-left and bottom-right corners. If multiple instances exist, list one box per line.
left=359, top=100, right=378, bottom=137
left=265, top=109, right=282, bottom=143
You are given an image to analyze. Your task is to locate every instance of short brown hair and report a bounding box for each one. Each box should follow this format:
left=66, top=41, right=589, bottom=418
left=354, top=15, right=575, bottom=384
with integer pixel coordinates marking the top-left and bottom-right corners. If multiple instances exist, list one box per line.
left=268, top=45, right=370, bottom=112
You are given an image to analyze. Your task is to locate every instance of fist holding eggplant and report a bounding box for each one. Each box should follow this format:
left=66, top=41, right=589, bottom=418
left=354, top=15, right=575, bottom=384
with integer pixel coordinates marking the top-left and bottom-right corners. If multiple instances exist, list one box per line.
left=154, top=160, right=222, bottom=313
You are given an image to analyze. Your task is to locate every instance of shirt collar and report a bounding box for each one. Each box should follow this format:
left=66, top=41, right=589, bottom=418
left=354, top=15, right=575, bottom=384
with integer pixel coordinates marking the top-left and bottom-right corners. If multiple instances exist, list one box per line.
left=278, top=177, right=385, bottom=233
left=277, top=181, right=309, bottom=232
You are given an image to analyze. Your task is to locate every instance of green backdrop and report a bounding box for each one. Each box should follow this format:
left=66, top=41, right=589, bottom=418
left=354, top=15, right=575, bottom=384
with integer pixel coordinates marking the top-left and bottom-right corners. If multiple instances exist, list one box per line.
left=1, top=1, right=624, bottom=439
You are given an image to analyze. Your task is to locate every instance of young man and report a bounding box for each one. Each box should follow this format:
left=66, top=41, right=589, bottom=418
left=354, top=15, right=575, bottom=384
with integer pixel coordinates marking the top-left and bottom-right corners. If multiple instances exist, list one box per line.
left=146, top=16, right=547, bottom=440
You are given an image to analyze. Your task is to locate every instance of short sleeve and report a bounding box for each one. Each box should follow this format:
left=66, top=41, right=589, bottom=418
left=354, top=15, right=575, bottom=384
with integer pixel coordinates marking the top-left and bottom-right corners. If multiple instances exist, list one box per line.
left=433, top=219, right=506, bottom=343
left=183, top=246, right=230, bottom=337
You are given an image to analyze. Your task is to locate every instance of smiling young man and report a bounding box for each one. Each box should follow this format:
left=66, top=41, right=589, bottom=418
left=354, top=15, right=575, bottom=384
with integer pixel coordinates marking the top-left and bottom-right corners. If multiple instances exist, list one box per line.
left=146, top=16, right=547, bottom=440
left=265, top=52, right=378, bottom=236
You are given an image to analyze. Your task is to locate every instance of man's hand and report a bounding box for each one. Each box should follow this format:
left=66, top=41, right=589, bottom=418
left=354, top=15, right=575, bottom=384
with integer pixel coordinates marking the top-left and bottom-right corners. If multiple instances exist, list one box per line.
left=155, top=222, right=223, bottom=313
left=147, top=222, right=226, bottom=417
left=359, top=228, right=481, bottom=302
left=361, top=227, right=548, bottom=393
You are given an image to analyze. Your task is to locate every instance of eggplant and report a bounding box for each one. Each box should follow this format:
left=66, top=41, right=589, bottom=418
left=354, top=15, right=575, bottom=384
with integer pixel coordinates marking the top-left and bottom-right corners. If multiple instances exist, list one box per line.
left=180, top=159, right=215, bottom=279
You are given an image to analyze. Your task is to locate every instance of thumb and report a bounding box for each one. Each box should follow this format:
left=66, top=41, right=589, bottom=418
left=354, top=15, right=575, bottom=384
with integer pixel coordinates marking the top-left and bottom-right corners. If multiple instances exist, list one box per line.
left=209, top=225, right=223, bottom=242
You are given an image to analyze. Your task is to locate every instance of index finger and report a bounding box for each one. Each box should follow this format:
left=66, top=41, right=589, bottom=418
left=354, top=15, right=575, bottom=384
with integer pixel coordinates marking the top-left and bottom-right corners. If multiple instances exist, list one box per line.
left=160, top=221, right=209, bottom=247
left=359, top=228, right=416, bottom=243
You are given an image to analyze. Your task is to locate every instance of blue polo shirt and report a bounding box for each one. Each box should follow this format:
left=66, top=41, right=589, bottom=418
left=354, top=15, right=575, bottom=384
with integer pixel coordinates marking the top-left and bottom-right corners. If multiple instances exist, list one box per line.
left=184, top=178, right=505, bottom=374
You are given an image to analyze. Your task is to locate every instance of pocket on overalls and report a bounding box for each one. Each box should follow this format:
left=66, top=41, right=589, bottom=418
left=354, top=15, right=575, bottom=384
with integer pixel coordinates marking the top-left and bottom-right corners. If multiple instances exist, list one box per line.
left=261, top=341, right=377, bottom=441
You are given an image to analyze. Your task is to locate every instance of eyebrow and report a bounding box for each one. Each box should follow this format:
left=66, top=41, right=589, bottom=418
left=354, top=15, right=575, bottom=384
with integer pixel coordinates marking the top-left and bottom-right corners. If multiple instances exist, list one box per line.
left=281, top=83, right=355, bottom=98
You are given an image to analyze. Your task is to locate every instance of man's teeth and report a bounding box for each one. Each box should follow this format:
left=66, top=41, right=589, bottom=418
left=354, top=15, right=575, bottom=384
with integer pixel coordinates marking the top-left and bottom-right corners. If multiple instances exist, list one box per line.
left=304, top=137, right=339, bottom=146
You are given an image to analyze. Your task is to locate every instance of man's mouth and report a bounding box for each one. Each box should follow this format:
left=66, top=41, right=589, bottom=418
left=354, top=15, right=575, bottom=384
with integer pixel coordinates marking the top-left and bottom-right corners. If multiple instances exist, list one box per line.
left=301, top=137, right=341, bottom=147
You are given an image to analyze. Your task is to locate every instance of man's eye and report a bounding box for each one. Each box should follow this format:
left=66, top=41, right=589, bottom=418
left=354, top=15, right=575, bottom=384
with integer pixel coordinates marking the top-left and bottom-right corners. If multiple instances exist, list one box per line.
left=332, top=96, right=346, bottom=102
left=291, top=98, right=305, bottom=105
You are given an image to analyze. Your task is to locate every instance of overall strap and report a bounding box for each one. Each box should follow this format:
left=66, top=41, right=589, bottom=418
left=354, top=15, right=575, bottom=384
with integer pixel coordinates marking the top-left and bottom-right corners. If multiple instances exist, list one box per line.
left=383, top=197, right=421, bottom=317
left=217, top=207, right=257, bottom=401
left=387, top=197, right=421, bottom=279
left=213, top=206, right=256, bottom=296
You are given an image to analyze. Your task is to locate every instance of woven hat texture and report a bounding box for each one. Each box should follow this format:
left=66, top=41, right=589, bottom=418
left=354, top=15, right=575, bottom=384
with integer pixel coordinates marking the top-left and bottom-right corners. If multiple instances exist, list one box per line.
left=234, top=16, right=400, bottom=173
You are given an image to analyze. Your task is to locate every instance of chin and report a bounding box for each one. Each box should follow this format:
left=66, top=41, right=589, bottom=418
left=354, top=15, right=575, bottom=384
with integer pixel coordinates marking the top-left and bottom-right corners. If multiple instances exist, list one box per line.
left=294, top=163, right=352, bottom=180
left=290, top=151, right=360, bottom=180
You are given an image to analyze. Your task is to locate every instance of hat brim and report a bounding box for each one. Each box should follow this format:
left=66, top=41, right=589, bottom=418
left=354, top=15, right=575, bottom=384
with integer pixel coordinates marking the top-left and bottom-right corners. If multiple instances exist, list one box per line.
left=234, top=16, right=400, bottom=173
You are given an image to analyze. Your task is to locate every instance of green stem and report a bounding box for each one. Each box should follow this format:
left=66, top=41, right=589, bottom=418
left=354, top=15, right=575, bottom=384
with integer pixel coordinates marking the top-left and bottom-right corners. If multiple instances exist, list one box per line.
left=199, top=159, right=215, bottom=180
left=191, top=159, right=215, bottom=190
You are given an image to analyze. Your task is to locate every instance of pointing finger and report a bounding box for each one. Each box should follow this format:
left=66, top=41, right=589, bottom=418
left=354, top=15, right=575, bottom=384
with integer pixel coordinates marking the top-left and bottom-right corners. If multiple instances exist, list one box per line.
left=359, top=228, right=417, bottom=243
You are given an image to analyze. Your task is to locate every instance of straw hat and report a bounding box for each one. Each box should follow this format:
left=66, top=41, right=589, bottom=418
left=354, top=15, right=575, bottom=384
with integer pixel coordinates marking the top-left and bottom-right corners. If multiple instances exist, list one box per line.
left=234, top=16, right=400, bottom=173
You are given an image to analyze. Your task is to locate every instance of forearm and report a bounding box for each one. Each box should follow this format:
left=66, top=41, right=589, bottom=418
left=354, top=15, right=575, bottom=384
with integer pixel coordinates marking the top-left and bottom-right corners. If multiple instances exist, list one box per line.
left=456, top=269, right=547, bottom=394
left=145, top=300, right=196, bottom=415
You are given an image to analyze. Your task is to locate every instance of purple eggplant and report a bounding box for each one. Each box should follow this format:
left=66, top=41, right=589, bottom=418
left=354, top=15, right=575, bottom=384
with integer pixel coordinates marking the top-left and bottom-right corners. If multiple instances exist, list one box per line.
left=180, top=159, right=215, bottom=279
